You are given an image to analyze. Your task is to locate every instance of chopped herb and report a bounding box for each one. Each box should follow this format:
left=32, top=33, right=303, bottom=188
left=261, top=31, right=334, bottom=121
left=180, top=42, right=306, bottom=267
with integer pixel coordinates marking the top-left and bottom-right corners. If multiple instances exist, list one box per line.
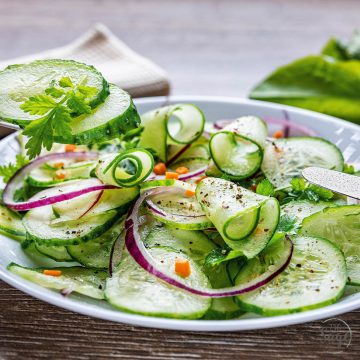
left=256, top=178, right=275, bottom=196
left=0, top=154, right=29, bottom=183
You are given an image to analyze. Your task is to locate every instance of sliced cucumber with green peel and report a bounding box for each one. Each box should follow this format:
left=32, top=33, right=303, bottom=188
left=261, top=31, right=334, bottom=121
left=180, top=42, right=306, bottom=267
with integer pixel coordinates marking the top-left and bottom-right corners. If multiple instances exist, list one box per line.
left=138, top=104, right=205, bottom=161
left=0, top=204, right=25, bottom=238
left=300, top=205, right=360, bottom=285
left=28, top=160, right=96, bottom=187
left=35, top=244, right=73, bottom=262
left=105, top=247, right=211, bottom=319
left=54, top=85, right=140, bottom=145
left=170, top=157, right=209, bottom=173
left=95, top=148, right=154, bottom=188
left=144, top=224, right=216, bottom=262
left=0, top=59, right=109, bottom=125
left=261, top=137, right=344, bottom=189
left=8, top=263, right=107, bottom=299
left=67, top=223, right=122, bottom=268
left=196, top=178, right=279, bottom=258
left=146, top=189, right=213, bottom=230
left=280, top=199, right=344, bottom=233
left=209, top=117, right=267, bottom=179
left=236, top=236, right=347, bottom=315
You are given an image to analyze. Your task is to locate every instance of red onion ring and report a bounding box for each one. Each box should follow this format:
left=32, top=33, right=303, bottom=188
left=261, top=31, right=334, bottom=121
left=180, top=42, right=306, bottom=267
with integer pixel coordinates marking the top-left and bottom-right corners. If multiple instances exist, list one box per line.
left=125, top=188, right=293, bottom=297
left=2, top=151, right=119, bottom=211
left=165, top=144, right=191, bottom=166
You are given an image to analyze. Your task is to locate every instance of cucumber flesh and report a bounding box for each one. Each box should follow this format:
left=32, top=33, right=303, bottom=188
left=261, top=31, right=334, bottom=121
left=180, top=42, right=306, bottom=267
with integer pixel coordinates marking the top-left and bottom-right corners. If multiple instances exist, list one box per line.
left=196, top=178, right=279, bottom=258
left=236, top=236, right=347, bottom=315
left=300, top=205, right=360, bottom=285
left=261, top=137, right=344, bottom=189
left=54, top=85, right=141, bottom=145
left=67, top=223, right=123, bottom=268
left=0, top=59, right=109, bottom=125
left=210, top=131, right=263, bottom=179
left=0, top=204, right=26, bottom=238
left=8, top=263, right=107, bottom=299
left=35, top=244, right=73, bottom=262
left=139, top=104, right=205, bottom=161
left=105, top=247, right=211, bottom=319
left=146, top=190, right=213, bottom=230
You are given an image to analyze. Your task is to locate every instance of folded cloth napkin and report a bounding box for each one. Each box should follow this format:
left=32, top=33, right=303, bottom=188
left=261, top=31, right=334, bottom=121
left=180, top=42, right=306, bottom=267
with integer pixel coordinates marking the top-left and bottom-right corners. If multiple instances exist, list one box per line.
left=0, top=23, right=170, bottom=99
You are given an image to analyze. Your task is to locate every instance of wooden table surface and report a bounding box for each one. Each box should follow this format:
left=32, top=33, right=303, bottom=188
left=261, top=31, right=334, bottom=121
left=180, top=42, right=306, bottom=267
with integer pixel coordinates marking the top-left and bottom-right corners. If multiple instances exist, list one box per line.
left=0, top=0, right=359, bottom=359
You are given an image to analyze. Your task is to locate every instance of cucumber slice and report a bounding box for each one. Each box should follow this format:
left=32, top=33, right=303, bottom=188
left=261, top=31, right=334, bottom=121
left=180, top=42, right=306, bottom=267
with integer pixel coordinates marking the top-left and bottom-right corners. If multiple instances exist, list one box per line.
left=67, top=223, right=123, bottom=268
left=23, top=206, right=120, bottom=246
left=196, top=178, right=279, bottom=258
left=0, top=204, right=25, bottom=238
left=8, top=263, right=107, bottom=299
left=0, top=59, right=109, bottom=125
left=144, top=224, right=216, bottom=262
left=138, top=104, right=205, bottom=161
left=95, top=148, right=154, bottom=188
left=300, top=205, right=360, bottom=285
left=55, top=85, right=140, bottom=145
left=236, top=236, right=347, bottom=315
left=105, top=247, right=211, bottom=319
left=35, top=244, right=73, bottom=262
left=28, top=160, right=96, bottom=187
left=280, top=199, right=344, bottom=233
left=209, top=117, right=267, bottom=179
left=210, top=131, right=263, bottom=179
left=261, top=137, right=344, bottom=189
left=170, top=157, right=209, bottom=173
left=146, top=190, right=213, bottom=230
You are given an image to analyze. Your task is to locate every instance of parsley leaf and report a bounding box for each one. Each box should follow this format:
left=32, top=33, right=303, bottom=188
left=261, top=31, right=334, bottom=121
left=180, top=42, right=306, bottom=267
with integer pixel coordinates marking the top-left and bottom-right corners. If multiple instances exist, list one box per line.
left=204, top=246, right=242, bottom=267
left=20, top=95, right=56, bottom=115
left=20, top=77, right=97, bottom=159
left=256, top=178, right=275, bottom=196
left=290, top=177, right=306, bottom=191
left=277, top=214, right=297, bottom=233
left=0, top=154, right=29, bottom=183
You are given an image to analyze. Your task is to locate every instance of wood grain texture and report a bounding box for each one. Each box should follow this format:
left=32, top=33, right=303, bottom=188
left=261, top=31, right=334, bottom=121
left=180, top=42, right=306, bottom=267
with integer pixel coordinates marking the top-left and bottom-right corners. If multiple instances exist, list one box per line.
left=0, top=0, right=360, bottom=359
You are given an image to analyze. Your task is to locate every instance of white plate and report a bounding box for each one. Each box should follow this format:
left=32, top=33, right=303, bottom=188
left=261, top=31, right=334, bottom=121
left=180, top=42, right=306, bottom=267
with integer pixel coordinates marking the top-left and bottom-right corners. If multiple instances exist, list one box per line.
left=0, top=96, right=359, bottom=332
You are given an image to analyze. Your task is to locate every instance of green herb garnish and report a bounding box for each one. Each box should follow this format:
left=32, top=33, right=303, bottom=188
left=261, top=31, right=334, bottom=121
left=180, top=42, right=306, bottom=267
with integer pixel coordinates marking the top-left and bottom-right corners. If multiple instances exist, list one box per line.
left=0, top=154, right=29, bottom=183
left=21, top=78, right=96, bottom=159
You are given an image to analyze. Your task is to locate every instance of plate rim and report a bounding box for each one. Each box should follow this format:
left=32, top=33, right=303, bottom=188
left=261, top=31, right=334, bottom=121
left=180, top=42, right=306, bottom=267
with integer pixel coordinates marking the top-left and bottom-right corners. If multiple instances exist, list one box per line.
left=1, top=95, right=359, bottom=332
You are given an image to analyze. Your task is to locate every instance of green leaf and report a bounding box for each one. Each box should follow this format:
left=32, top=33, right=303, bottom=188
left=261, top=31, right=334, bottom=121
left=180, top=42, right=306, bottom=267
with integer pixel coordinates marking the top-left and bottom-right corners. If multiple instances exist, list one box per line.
left=0, top=154, right=29, bottom=183
left=45, top=86, right=65, bottom=98
left=344, top=163, right=355, bottom=174
left=249, top=55, right=360, bottom=124
left=204, top=246, right=242, bottom=267
left=59, top=77, right=73, bottom=88
left=290, top=177, right=306, bottom=192
left=307, top=185, right=334, bottom=201
left=67, top=94, right=91, bottom=115
left=256, top=178, right=275, bottom=196
left=20, top=95, right=56, bottom=115
left=77, top=85, right=97, bottom=97
left=277, top=214, right=297, bottom=233
left=321, top=38, right=348, bottom=60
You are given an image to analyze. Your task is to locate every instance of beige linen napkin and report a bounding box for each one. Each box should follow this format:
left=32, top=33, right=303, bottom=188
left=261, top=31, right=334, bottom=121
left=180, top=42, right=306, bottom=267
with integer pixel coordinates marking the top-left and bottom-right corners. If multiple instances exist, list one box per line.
left=0, top=23, right=171, bottom=138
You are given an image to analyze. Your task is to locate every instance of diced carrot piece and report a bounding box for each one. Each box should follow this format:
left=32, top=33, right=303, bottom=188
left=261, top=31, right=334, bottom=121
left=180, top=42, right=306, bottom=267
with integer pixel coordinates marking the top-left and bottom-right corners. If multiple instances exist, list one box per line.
left=195, top=176, right=207, bottom=184
left=55, top=171, right=66, bottom=180
left=273, top=130, right=284, bottom=139
left=175, top=258, right=191, bottom=278
left=53, top=162, right=64, bottom=169
left=43, top=269, right=62, bottom=277
left=165, top=172, right=179, bottom=180
left=153, top=162, right=167, bottom=175
left=65, top=144, right=77, bottom=152
left=175, top=166, right=189, bottom=175
left=250, top=184, right=257, bottom=192
left=184, top=189, right=195, bottom=197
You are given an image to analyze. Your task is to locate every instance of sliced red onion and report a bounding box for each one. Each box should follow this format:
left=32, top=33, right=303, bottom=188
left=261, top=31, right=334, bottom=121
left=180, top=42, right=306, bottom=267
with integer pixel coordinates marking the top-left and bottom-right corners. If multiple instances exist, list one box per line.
left=79, top=190, right=104, bottom=219
left=60, top=288, right=73, bottom=297
left=3, top=151, right=117, bottom=211
left=125, top=188, right=293, bottom=297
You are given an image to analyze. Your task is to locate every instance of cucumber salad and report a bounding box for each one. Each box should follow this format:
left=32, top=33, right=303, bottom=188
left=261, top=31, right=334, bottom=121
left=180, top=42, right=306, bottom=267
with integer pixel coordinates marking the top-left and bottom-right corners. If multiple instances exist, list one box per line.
left=0, top=59, right=359, bottom=320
